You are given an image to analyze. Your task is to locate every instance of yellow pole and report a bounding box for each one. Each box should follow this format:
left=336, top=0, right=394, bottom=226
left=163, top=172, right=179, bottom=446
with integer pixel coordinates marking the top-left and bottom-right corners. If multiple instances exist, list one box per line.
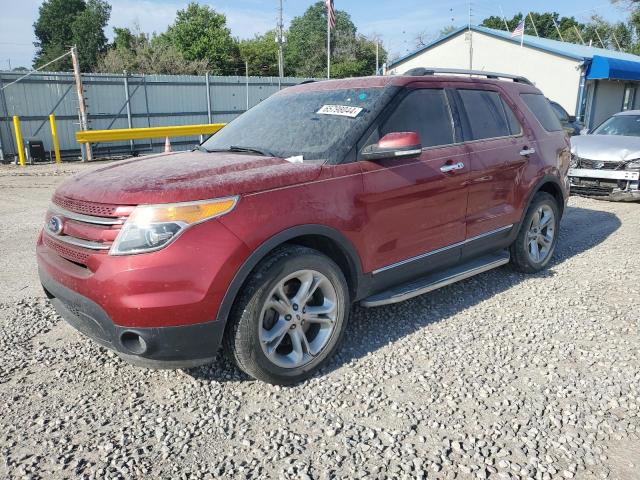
left=49, top=114, right=61, bottom=164
left=12, top=116, right=26, bottom=167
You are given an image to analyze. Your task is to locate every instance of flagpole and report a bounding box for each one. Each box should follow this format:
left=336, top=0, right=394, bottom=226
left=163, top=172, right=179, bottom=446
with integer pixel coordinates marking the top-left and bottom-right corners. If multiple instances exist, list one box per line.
left=327, top=6, right=331, bottom=79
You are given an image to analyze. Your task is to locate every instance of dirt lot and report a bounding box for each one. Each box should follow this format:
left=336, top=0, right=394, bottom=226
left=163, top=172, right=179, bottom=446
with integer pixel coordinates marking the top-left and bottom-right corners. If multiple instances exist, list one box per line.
left=0, top=162, right=639, bottom=479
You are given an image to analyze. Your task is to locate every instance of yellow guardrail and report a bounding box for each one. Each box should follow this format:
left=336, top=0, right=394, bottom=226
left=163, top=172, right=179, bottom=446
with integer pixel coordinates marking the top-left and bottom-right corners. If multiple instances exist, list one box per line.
left=75, top=123, right=226, bottom=144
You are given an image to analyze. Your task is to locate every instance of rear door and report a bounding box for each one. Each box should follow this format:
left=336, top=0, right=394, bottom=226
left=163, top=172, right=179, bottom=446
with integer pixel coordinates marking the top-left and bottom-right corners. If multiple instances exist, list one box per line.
left=358, top=84, right=470, bottom=281
left=452, top=86, right=534, bottom=254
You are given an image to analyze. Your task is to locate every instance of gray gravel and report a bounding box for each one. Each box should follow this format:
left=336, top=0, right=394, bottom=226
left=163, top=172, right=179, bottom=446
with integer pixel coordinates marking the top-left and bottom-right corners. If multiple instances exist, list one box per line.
left=0, top=162, right=639, bottom=479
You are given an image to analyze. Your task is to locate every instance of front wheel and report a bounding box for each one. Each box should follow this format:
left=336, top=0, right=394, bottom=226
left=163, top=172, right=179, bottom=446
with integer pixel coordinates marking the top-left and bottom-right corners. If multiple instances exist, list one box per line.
left=223, top=246, right=349, bottom=385
left=510, top=192, right=560, bottom=273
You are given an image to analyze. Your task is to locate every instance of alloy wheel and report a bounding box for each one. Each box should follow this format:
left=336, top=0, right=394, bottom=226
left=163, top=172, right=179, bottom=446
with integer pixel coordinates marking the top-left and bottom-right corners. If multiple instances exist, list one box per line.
left=526, top=204, right=555, bottom=263
left=259, top=269, right=338, bottom=369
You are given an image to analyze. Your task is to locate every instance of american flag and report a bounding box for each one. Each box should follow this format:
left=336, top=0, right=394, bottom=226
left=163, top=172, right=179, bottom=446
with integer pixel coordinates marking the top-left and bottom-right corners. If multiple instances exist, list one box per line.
left=511, top=19, right=525, bottom=38
left=326, top=0, right=336, bottom=30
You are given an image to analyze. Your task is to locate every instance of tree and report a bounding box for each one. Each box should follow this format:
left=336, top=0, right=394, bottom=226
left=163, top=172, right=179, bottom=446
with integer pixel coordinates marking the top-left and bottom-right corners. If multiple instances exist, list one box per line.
left=285, top=1, right=386, bottom=78
left=33, top=0, right=111, bottom=71
left=481, top=12, right=583, bottom=41
left=239, top=32, right=279, bottom=76
left=71, top=0, right=112, bottom=71
left=96, top=27, right=208, bottom=74
left=160, top=2, right=239, bottom=75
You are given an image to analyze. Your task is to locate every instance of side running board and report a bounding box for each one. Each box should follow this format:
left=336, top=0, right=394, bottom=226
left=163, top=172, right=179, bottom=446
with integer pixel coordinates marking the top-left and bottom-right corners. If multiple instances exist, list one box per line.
left=361, top=251, right=510, bottom=308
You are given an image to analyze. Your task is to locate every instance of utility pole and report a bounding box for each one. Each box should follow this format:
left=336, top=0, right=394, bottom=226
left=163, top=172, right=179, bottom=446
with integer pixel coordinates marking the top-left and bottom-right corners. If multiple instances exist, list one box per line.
left=467, top=1, right=473, bottom=71
left=71, top=46, right=92, bottom=161
left=375, top=41, right=379, bottom=75
left=276, top=0, right=285, bottom=79
left=245, top=61, right=249, bottom=111
left=6, top=59, right=11, bottom=71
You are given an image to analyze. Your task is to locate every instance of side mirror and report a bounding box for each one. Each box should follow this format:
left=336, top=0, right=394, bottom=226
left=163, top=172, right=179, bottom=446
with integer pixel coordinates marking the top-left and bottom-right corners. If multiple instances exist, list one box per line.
left=580, top=128, right=590, bottom=135
left=361, top=132, right=422, bottom=161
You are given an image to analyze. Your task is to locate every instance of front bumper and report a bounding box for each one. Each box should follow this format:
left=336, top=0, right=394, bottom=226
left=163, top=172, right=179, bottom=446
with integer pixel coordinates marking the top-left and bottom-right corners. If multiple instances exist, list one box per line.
left=569, top=168, right=640, bottom=202
left=40, top=268, right=225, bottom=368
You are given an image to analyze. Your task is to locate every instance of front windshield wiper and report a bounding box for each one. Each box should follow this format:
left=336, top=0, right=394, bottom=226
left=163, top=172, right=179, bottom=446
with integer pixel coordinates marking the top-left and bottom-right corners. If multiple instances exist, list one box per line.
left=196, top=145, right=275, bottom=157
left=228, top=145, right=274, bottom=157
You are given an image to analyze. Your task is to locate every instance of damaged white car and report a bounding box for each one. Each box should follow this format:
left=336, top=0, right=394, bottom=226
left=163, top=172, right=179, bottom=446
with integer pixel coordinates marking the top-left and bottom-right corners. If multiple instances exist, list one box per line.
left=570, top=110, right=640, bottom=201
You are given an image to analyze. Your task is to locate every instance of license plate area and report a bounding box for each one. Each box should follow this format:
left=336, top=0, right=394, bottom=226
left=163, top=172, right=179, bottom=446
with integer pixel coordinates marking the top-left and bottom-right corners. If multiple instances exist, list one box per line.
left=568, top=168, right=639, bottom=181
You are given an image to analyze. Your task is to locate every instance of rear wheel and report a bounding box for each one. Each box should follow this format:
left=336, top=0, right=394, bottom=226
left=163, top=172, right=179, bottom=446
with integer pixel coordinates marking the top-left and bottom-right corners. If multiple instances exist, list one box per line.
left=510, top=192, right=560, bottom=273
left=224, top=246, right=349, bottom=385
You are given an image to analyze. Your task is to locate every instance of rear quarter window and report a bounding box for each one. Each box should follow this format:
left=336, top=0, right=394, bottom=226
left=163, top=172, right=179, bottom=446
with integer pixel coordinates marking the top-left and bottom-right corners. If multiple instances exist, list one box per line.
left=521, top=93, right=563, bottom=132
left=457, top=89, right=521, bottom=140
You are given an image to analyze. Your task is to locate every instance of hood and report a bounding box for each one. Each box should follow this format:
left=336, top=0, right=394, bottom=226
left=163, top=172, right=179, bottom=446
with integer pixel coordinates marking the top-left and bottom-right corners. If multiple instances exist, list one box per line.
left=55, top=150, right=323, bottom=205
left=570, top=134, right=640, bottom=162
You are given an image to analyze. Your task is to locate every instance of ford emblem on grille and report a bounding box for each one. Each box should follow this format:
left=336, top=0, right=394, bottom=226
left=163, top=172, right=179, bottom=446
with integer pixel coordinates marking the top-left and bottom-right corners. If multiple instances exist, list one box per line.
left=48, top=216, right=64, bottom=235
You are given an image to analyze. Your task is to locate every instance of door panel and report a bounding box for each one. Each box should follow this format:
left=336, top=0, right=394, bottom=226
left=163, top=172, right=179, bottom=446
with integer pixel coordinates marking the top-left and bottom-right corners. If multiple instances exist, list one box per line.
left=360, top=144, right=470, bottom=274
left=453, top=87, right=532, bottom=240
left=465, top=136, right=530, bottom=237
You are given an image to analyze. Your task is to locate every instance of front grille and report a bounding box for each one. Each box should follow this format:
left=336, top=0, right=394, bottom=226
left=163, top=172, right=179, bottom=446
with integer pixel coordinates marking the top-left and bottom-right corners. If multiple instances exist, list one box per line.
left=575, top=157, right=624, bottom=170
left=44, top=196, right=133, bottom=266
left=44, top=234, right=92, bottom=265
left=52, top=194, right=124, bottom=217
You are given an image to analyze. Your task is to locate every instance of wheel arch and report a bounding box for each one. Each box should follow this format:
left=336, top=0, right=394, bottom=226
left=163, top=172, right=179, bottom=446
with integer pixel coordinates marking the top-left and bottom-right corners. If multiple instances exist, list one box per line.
left=523, top=175, right=567, bottom=220
left=215, top=225, right=364, bottom=326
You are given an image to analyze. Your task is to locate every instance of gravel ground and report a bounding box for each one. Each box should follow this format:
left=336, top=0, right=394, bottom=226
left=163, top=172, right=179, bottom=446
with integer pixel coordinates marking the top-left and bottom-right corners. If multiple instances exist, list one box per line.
left=0, top=162, right=639, bottom=479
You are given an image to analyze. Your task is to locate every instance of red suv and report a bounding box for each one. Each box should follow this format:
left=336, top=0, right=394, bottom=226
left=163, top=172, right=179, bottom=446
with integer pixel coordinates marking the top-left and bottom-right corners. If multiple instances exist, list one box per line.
left=37, top=70, right=570, bottom=384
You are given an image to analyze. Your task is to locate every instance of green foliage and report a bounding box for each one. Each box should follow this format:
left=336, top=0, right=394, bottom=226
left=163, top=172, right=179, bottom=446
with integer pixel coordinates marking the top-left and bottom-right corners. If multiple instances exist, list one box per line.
left=33, top=0, right=111, bottom=71
left=285, top=1, right=386, bottom=78
left=160, top=2, right=239, bottom=75
left=96, top=27, right=209, bottom=74
left=239, top=32, right=280, bottom=76
left=480, top=10, right=639, bottom=55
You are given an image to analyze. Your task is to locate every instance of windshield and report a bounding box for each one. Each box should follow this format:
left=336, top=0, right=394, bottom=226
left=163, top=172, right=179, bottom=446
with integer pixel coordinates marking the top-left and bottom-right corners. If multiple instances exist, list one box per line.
left=593, top=115, right=640, bottom=136
left=202, top=86, right=393, bottom=164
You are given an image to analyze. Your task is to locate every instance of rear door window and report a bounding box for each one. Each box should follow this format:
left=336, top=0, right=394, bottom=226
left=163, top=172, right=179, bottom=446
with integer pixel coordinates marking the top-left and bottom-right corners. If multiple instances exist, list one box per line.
left=457, top=89, right=514, bottom=140
left=521, top=93, right=563, bottom=131
left=380, top=89, right=455, bottom=148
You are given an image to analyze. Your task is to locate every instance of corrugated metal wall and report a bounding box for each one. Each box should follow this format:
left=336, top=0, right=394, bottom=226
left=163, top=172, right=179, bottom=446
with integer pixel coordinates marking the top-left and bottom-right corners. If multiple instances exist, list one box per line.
left=0, top=71, right=311, bottom=160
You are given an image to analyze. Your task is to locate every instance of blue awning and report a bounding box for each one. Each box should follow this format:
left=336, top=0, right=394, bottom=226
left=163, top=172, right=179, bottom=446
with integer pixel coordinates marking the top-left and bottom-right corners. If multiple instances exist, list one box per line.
left=587, top=55, right=640, bottom=81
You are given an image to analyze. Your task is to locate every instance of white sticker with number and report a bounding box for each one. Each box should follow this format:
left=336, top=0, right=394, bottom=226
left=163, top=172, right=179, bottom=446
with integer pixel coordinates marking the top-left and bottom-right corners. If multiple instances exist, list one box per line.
left=316, top=105, right=363, bottom=118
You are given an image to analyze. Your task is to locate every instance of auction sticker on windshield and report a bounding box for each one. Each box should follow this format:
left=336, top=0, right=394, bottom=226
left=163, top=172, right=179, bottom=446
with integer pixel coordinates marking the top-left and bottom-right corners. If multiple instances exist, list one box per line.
left=316, top=105, right=363, bottom=118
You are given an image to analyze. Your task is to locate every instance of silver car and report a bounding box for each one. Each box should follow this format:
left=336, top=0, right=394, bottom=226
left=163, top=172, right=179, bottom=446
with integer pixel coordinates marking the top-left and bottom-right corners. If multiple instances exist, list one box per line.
left=570, top=110, right=640, bottom=201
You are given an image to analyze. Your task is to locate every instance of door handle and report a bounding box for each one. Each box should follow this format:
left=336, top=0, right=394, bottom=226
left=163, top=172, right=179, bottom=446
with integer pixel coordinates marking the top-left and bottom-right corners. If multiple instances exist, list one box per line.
left=520, top=147, right=536, bottom=156
left=440, top=161, right=465, bottom=173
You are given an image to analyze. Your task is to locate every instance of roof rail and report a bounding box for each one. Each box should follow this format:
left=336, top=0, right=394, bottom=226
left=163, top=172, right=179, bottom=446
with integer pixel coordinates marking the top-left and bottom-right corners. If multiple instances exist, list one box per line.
left=404, top=67, right=534, bottom=85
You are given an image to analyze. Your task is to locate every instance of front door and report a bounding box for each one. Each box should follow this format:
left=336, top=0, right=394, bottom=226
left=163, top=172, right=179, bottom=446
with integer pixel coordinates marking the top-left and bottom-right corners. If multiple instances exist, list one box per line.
left=358, top=86, right=470, bottom=284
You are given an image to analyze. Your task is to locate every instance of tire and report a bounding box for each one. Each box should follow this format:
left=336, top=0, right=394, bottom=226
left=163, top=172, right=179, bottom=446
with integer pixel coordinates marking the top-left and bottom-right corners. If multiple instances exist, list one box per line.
left=223, top=245, right=350, bottom=385
left=510, top=192, right=560, bottom=273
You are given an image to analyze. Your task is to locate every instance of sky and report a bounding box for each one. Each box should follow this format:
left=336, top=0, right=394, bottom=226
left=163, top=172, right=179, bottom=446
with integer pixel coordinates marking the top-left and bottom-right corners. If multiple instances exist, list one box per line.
left=0, top=0, right=632, bottom=70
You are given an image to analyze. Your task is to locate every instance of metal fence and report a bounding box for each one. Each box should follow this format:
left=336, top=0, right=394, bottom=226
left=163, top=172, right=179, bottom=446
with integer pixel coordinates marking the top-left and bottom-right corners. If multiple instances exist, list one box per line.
left=0, top=71, right=311, bottom=161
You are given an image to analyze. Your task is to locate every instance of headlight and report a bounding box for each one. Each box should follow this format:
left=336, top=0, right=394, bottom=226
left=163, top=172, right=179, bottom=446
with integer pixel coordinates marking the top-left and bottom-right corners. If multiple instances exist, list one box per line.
left=569, top=154, right=579, bottom=168
left=626, top=159, right=640, bottom=170
left=110, top=196, right=238, bottom=255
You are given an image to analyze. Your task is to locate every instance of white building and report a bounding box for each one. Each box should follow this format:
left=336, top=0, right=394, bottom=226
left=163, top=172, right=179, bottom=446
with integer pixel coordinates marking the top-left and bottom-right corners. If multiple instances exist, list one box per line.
left=387, top=25, right=640, bottom=129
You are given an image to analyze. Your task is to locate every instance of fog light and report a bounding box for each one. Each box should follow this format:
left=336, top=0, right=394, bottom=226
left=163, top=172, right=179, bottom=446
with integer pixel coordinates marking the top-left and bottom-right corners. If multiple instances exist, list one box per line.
left=120, top=331, right=148, bottom=355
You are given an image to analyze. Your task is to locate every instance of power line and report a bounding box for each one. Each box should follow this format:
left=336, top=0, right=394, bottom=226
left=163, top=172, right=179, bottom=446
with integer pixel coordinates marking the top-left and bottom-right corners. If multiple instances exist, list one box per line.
left=1, top=50, right=71, bottom=91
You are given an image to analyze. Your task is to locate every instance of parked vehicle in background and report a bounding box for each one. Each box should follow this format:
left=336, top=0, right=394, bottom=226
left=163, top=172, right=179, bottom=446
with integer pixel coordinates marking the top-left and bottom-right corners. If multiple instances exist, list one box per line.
left=37, top=70, right=570, bottom=385
left=570, top=110, right=640, bottom=201
left=549, top=99, right=583, bottom=136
